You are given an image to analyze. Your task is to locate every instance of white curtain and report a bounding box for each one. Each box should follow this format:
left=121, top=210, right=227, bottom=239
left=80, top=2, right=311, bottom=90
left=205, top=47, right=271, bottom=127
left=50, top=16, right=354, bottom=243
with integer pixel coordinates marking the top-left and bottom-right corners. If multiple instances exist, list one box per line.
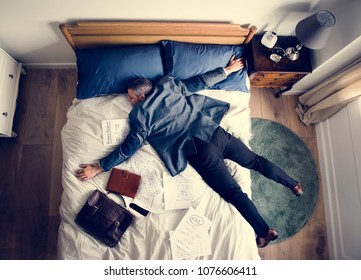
left=296, top=57, right=361, bottom=125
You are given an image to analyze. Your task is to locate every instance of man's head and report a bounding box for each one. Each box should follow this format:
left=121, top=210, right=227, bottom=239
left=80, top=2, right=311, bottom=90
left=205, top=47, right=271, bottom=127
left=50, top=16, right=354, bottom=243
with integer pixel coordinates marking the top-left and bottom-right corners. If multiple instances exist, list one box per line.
left=127, top=78, right=153, bottom=106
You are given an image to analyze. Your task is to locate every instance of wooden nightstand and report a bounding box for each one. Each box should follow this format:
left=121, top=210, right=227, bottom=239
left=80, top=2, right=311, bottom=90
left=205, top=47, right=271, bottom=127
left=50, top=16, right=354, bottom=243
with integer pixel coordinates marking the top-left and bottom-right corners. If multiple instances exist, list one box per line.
left=246, top=35, right=312, bottom=97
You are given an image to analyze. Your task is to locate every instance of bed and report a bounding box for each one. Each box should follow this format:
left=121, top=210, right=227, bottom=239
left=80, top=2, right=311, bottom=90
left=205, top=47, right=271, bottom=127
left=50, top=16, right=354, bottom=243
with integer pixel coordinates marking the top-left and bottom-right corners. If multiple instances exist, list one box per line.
left=57, top=21, right=260, bottom=260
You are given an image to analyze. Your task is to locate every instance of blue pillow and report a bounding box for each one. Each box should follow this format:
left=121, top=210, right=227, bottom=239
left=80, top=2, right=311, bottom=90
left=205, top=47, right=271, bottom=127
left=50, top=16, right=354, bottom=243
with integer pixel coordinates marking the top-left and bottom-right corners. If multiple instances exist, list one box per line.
left=162, top=41, right=248, bottom=92
left=76, top=45, right=164, bottom=99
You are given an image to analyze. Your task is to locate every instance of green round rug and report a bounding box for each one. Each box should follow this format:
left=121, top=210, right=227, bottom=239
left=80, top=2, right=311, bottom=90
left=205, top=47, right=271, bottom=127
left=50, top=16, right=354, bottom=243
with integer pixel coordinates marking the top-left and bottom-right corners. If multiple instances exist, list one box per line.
left=249, top=118, right=319, bottom=244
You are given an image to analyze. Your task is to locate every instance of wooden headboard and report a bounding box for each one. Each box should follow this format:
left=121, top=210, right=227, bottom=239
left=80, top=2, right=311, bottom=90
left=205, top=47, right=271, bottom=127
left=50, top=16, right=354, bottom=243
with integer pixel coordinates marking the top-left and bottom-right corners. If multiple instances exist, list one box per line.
left=59, top=21, right=257, bottom=49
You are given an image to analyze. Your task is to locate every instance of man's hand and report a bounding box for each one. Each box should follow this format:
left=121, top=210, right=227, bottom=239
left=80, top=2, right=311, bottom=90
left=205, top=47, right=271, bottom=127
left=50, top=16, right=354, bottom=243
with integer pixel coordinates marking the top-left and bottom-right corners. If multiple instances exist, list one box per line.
left=224, top=55, right=244, bottom=76
left=75, top=163, right=103, bottom=181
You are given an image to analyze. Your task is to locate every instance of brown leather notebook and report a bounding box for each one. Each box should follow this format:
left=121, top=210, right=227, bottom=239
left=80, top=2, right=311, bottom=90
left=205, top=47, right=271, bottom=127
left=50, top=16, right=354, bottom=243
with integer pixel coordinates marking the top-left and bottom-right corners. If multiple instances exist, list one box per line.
left=106, top=168, right=141, bottom=198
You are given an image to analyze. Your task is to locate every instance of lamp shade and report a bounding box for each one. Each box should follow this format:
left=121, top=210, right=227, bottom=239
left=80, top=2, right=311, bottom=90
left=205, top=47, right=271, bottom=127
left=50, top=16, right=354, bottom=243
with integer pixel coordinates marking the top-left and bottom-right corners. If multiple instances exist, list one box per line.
left=295, top=10, right=336, bottom=49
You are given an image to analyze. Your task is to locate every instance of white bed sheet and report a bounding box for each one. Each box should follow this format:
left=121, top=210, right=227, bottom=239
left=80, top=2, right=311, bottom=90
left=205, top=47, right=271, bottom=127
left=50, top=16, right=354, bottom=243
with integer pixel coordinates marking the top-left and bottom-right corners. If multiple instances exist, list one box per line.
left=58, top=89, right=260, bottom=260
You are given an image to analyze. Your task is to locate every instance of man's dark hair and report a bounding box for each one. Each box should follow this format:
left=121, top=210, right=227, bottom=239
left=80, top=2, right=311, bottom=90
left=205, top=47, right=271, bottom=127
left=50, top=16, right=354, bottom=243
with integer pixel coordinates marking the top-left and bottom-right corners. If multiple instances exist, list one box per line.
left=128, top=78, right=153, bottom=96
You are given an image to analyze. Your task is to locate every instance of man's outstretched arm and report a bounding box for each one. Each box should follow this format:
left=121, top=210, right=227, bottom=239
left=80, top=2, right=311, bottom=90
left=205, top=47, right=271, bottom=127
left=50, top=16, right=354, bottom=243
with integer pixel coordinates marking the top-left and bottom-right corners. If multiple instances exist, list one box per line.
left=183, top=55, right=244, bottom=93
left=75, top=122, right=147, bottom=181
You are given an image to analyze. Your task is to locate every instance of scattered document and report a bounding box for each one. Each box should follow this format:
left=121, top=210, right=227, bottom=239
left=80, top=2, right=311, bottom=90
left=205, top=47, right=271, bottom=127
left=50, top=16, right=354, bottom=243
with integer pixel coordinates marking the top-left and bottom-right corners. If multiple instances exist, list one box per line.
left=163, top=172, right=191, bottom=210
left=170, top=207, right=212, bottom=259
left=169, top=231, right=192, bottom=260
left=133, top=183, right=163, bottom=213
left=121, top=146, right=165, bottom=213
left=102, top=119, right=130, bottom=145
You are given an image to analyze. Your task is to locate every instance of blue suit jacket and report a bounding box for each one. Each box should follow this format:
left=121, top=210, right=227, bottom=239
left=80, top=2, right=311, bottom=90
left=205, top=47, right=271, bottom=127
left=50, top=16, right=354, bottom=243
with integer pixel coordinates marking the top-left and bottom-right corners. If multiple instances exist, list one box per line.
left=99, top=67, right=230, bottom=176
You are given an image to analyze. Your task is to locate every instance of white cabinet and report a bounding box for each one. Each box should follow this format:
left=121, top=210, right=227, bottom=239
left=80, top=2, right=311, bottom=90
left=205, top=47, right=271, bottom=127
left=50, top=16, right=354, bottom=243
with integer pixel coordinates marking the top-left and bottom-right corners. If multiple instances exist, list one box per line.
left=0, top=48, right=22, bottom=137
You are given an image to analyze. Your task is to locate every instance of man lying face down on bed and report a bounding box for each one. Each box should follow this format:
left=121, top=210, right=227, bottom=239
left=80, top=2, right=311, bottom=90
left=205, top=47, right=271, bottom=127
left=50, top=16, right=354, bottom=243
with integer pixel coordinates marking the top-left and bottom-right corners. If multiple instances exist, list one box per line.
left=76, top=55, right=303, bottom=248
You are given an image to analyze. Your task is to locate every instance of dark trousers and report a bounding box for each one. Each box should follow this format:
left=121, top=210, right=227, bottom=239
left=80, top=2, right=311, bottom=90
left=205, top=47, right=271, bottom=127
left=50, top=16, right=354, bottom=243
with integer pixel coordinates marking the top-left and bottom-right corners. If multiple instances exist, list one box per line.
left=186, top=127, right=298, bottom=237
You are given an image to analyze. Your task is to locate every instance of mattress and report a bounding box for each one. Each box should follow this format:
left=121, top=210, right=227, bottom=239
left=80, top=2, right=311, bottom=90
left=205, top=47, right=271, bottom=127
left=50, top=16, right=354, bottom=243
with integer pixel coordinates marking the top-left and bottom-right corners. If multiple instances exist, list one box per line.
left=57, top=89, right=260, bottom=260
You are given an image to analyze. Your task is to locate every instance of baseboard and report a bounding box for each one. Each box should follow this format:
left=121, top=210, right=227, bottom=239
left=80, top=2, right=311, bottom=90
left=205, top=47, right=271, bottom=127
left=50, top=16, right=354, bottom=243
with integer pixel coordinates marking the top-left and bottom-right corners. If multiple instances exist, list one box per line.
left=23, top=62, right=77, bottom=69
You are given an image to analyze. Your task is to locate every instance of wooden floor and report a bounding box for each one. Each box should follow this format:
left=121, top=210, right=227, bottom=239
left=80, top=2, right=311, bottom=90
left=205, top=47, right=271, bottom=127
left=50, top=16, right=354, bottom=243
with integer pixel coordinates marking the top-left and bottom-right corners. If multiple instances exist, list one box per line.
left=250, top=88, right=329, bottom=260
left=0, top=69, right=329, bottom=260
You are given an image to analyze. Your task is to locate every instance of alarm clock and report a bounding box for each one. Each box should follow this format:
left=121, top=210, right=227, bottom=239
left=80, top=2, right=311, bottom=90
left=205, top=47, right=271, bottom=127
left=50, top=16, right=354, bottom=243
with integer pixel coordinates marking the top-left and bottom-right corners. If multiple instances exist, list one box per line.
left=261, top=30, right=278, bottom=48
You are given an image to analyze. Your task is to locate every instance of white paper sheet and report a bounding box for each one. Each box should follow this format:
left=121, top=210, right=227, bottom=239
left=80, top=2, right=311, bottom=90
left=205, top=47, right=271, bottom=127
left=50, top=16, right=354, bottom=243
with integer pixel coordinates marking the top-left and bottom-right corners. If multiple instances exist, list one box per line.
left=170, top=207, right=212, bottom=259
left=102, top=119, right=130, bottom=145
left=163, top=172, right=192, bottom=210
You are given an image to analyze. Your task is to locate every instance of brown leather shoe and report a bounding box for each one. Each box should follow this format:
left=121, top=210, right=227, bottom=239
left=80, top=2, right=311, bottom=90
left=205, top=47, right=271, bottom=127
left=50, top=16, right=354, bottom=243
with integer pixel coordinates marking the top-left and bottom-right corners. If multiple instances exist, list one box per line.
left=292, top=183, right=303, bottom=197
left=256, top=228, right=279, bottom=248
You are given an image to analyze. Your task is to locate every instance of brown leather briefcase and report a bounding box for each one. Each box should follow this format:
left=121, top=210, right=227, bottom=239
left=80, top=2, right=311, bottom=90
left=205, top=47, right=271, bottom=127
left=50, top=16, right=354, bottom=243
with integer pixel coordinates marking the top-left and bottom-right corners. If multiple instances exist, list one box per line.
left=75, top=190, right=134, bottom=247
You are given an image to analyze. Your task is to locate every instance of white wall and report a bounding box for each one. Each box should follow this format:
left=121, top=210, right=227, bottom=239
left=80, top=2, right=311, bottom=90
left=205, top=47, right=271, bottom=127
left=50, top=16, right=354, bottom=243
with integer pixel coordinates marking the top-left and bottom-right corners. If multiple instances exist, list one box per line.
left=1, top=0, right=359, bottom=94
left=0, top=0, right=349, bottom=66
left=292, top=0, right=361, bottom=94
left=299, top=1, right=361, bottom=259
left=312, top=0, right=361, bottom=67
left=316, top=97, right=361, bottom=259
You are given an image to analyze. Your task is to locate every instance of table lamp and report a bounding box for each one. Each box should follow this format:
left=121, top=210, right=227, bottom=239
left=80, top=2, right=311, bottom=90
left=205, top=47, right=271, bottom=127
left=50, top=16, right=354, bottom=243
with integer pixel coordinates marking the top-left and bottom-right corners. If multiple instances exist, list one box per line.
left=285, top=10, right=336, bottom=61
